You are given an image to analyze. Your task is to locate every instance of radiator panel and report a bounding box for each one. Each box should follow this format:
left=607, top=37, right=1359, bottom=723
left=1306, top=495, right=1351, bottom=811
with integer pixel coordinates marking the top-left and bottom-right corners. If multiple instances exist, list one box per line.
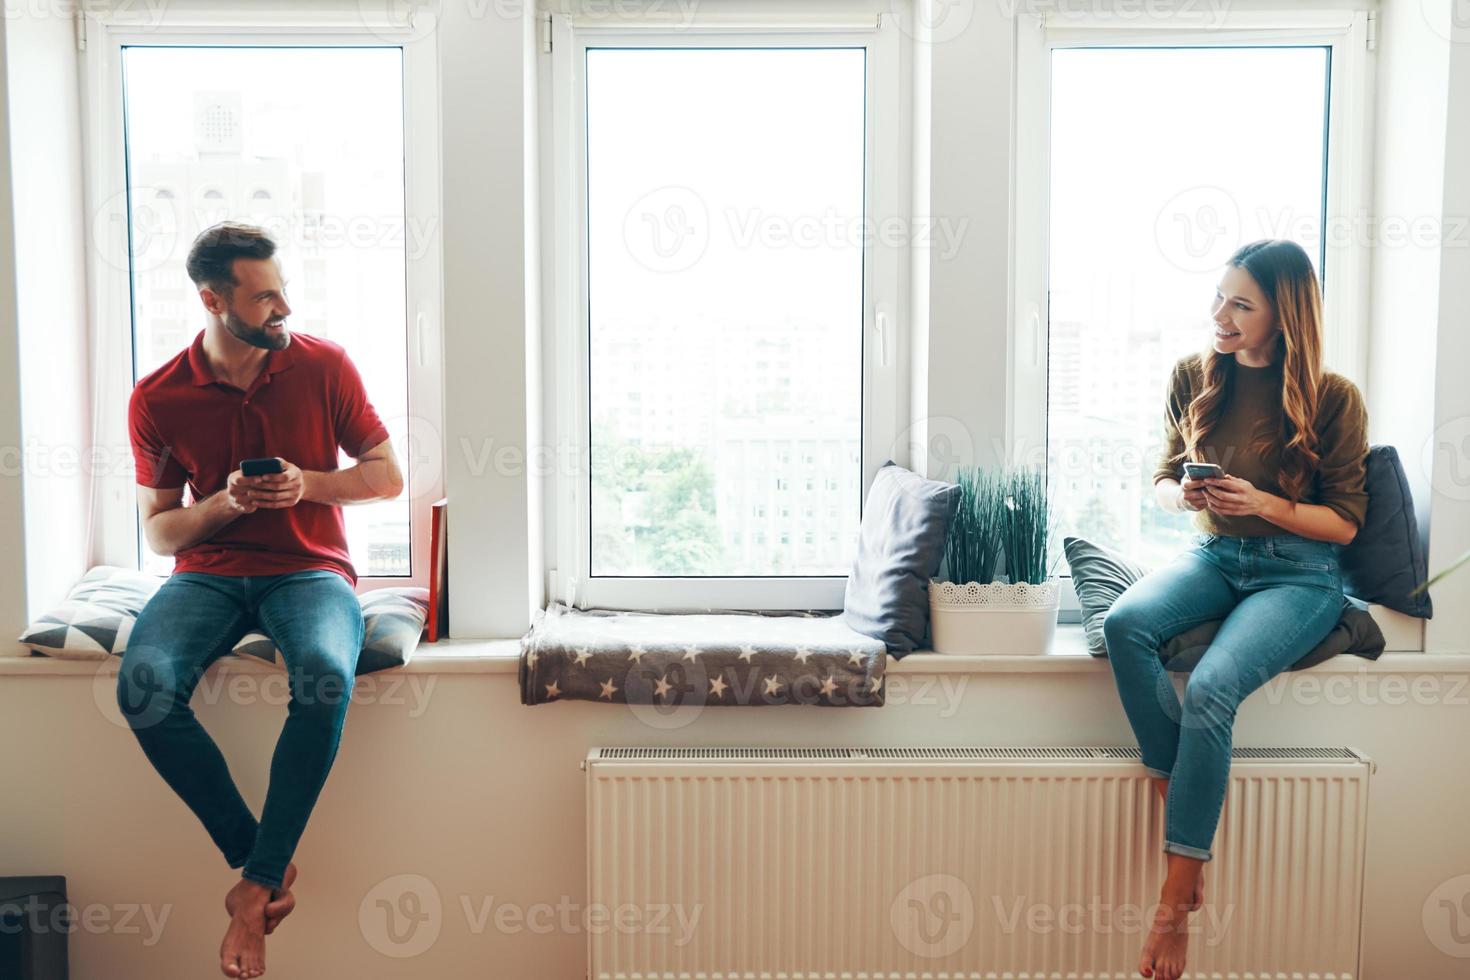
left=585, top=747, right=1370, bottom=979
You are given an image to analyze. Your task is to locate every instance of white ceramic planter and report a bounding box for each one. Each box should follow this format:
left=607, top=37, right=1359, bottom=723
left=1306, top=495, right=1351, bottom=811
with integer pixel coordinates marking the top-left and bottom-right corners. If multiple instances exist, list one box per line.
left=927, top=579, right=1061, bottom=655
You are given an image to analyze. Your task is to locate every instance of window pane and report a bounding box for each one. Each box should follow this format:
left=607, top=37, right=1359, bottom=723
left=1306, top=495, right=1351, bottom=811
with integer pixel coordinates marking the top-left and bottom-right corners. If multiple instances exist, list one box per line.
left=122, top=47, right=410, bottom=577
left=586, top=48, right=866, bottom=577
left=1047, top=46, right=1328, bottom=568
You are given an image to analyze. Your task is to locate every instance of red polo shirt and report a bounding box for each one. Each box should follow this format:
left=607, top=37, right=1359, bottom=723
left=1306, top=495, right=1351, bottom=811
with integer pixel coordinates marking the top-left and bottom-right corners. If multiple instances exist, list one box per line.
left=128, top=330, right=391, bottom=585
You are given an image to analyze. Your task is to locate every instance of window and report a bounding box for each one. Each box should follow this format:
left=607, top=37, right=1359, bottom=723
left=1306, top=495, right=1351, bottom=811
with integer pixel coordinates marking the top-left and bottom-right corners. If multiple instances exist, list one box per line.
left=1046, top=46, right=1330, bottom=568
left=586, top=46, right=864, bottom=579
left=1016, top=10, right=1373, bottom=582
left=85, top=12, right=442, bottom=589
left=555, top=13, right=903, bottom=610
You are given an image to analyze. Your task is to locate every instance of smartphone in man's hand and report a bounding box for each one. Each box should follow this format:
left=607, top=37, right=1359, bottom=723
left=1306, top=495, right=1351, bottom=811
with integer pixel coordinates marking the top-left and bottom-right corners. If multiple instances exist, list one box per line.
left=240, top=457, right=285, bottom=477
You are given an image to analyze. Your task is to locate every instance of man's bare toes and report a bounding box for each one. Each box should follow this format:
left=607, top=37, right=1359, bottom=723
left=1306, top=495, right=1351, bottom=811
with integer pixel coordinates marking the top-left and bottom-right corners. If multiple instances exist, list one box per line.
left=220, top=911, right=266, bottom=979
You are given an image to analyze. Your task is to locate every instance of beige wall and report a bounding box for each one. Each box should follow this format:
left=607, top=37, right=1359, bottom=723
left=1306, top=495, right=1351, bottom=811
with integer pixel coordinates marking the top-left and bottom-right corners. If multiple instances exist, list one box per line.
left=2, top=655, right=1468, bottom=978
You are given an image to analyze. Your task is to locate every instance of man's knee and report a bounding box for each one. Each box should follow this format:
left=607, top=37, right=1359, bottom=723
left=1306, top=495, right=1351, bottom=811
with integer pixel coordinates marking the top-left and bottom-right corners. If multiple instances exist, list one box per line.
left=116, top=651, right=185, bottom=732
left=287, top=656, right=357, bottom=717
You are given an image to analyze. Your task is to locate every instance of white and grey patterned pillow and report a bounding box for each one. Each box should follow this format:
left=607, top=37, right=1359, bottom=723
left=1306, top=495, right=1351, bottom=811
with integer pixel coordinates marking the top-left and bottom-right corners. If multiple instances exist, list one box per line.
left=231, top=587, right=429, bottom=675
left=15, top=566, right=164, bottom=660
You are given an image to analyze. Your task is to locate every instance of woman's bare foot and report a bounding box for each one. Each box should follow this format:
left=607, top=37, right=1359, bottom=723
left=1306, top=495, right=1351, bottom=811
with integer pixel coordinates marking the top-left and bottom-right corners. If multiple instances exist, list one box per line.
left=1150, top=779, right=1203, bottom=911
left=220, top=878, right=271, bottom=978
left=1139, top=857, right=1203, bottom=980
left=225, top=864, right=297, bottom=935
left=1138, top=891, right=1192, bottom=980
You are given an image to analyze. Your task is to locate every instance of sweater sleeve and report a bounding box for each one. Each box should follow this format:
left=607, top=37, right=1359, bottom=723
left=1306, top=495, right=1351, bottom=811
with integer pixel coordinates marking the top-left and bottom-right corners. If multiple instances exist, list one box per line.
left=1313, top=375, right=1370, bottom=528
left=1152, top=357, right=1193, bottom=485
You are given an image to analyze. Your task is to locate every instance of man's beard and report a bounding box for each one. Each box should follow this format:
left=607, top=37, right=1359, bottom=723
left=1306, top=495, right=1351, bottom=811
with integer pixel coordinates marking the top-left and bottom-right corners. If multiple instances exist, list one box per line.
left=223, top=310, right=290, bottom=351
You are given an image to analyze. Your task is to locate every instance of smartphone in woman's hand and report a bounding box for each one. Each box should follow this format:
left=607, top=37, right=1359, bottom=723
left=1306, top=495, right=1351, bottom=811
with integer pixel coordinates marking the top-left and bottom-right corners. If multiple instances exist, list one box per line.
left=1182, top=461, right=1225, bottom=482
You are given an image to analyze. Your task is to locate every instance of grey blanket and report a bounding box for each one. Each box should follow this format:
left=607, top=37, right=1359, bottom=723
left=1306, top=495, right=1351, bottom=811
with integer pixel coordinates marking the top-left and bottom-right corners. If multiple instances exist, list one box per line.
left=519, top=604, right=887, bottom=707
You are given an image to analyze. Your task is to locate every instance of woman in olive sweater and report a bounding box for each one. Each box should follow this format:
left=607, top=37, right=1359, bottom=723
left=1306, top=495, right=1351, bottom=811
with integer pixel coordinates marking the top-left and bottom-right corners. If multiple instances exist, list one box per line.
left=1103, top=239, right=1369, bottom=980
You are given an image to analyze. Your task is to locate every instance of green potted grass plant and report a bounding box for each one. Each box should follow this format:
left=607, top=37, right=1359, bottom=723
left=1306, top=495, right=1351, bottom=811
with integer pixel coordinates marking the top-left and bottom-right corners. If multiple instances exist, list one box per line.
left=928, top=466, right=1061, bottom=655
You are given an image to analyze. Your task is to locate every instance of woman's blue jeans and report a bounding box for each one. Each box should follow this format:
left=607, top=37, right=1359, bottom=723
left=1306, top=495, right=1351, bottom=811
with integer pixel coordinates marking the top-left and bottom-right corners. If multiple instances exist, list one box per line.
left=116, top=570, right=364, bottom=890
left=1103, top=532, right=1343, bottom=862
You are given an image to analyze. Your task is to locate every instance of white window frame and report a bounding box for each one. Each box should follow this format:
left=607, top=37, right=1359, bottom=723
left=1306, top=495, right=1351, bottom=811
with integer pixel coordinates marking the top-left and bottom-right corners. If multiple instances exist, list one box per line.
left=79, top=1, right=445, bottom=592
left=544, top=2, right=907, bottom=611
left=1011, top=5, right=1376, bottom=617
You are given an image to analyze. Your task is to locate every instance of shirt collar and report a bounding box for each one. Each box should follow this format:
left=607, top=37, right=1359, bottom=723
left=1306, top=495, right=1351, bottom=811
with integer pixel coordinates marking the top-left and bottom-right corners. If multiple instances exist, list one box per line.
left=186, top=329, right=296, bottom=388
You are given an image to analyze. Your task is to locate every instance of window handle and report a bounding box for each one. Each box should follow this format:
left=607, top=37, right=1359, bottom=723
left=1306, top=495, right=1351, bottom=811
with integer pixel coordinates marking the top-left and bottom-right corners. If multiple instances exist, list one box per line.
left=875, top=311, right=891, bottom=368
left=1027, top=303, right=1041, bottom=368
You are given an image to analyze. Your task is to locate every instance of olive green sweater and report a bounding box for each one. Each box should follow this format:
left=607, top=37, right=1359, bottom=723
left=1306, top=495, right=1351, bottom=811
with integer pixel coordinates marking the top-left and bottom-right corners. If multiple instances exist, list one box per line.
left=1152, top=353, right=1370, bottom=537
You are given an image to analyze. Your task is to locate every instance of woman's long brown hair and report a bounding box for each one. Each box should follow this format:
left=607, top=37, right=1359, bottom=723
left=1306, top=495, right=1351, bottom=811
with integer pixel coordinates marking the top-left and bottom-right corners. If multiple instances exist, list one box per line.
left=1178, top=239, right=1325, bottom=502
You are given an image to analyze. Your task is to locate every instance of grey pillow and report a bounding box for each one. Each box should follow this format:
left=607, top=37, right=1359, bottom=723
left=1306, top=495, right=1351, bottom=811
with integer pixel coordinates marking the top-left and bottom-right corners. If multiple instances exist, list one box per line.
left=842, top=461, right=960, bottom=657
left=1063, top=536, right=1147, bottom=656
left=1157, top=601, right=1383, bottom=673
left=232, top=587, right=430, bottom=675
left=16, top=566, right=163, bottom=660
left=1338, top=445, right=1432, bottom=618
left=1063, top=535, right=1384, bottom=672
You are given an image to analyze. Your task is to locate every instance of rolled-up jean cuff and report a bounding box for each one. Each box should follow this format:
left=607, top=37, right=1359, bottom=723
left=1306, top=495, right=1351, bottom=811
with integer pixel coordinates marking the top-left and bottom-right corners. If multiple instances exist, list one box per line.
left=1144, top=765, right=1171, bottom=779
left=1164, top=840, right=1213, bottom=862
left=242, top=869, right=284, bottom=890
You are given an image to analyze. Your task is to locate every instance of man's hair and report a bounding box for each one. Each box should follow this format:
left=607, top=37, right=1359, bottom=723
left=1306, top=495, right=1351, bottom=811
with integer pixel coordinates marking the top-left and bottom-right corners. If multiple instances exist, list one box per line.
left=185, top=222, right=277, bottom=295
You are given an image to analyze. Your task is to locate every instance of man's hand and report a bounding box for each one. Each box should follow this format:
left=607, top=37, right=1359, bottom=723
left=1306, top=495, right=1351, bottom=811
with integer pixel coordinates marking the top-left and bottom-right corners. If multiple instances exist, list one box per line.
left=226, top=468, right=261, bottom=514
left=243, top=459, right=306, bottom=510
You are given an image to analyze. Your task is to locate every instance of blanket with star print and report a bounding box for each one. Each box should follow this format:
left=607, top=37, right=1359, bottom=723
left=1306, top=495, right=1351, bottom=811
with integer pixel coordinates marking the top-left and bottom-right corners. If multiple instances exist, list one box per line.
left=519, top=603, right=887, bottom=707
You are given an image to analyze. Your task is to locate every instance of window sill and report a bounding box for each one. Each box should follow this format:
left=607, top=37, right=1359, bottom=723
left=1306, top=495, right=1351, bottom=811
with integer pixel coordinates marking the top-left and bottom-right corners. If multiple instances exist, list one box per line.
left=4, top=625, right=1468, bottom=676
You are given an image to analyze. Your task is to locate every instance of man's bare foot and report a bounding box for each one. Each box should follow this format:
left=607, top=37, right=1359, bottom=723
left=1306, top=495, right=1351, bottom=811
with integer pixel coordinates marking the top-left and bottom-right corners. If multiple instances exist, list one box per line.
left=1138, top=886, right=1195, bottom=980
left=226, top=864, right=297, bottom=936
left=220, top=878, right=271, bottom=978
left=265, top=864, right=297, bottom=934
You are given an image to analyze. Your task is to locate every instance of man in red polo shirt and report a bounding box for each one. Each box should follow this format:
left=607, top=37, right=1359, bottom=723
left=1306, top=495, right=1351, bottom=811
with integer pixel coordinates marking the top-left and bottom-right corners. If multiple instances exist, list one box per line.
left=119, top=222, right=404, bottom=979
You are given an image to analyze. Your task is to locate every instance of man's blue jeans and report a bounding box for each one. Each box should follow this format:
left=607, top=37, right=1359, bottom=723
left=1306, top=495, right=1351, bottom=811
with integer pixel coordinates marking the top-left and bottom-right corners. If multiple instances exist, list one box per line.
left=1103, top=532, right=1343, bottom=862
left=117, top=570, right=363, bottom=890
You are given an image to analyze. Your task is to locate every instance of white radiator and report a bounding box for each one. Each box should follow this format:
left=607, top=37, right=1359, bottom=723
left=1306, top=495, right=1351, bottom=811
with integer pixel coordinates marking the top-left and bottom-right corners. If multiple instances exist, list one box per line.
left=585, top=746, right=1372, bottom=980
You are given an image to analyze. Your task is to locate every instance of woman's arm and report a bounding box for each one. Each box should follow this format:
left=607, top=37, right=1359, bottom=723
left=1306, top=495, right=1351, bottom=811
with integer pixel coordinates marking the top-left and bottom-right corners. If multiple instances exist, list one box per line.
left=1200, top=475, right=1358, bottom=545
left=1155, top=476, right=1208, bottom=514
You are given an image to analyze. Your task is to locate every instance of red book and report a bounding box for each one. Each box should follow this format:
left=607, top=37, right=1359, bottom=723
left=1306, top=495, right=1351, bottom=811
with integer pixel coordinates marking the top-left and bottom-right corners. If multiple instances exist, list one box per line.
left=426, top=498, right=449, bottom=641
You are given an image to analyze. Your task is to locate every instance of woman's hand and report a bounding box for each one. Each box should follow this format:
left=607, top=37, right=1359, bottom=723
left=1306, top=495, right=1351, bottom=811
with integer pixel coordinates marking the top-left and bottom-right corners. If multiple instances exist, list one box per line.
left=1201, top=474, right=1273, bottom=517
left=1177, top=477, right=1209, bottom=512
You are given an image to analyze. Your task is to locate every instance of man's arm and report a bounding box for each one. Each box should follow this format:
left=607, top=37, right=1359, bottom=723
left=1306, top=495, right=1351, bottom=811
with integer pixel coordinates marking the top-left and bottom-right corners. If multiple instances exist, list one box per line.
left=138, top=472, right=257, bottom=557
left=247, top=438, right=405, bottom=510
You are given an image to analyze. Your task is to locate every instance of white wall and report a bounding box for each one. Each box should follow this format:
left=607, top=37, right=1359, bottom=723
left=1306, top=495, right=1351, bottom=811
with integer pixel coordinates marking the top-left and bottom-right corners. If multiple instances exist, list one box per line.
left=0, top=14, right=25, bottom=644
left=2, top=656, right=1468, bottom=978
left=911, top=2, right=1015, bottom=478
left=1423, top=1, right=1470, bottom=652
left=3, top=8, right=93, bottom=625
left=1366, top=0, right=1449, bottom=585
left=440, top=1, right=538, bottom=637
